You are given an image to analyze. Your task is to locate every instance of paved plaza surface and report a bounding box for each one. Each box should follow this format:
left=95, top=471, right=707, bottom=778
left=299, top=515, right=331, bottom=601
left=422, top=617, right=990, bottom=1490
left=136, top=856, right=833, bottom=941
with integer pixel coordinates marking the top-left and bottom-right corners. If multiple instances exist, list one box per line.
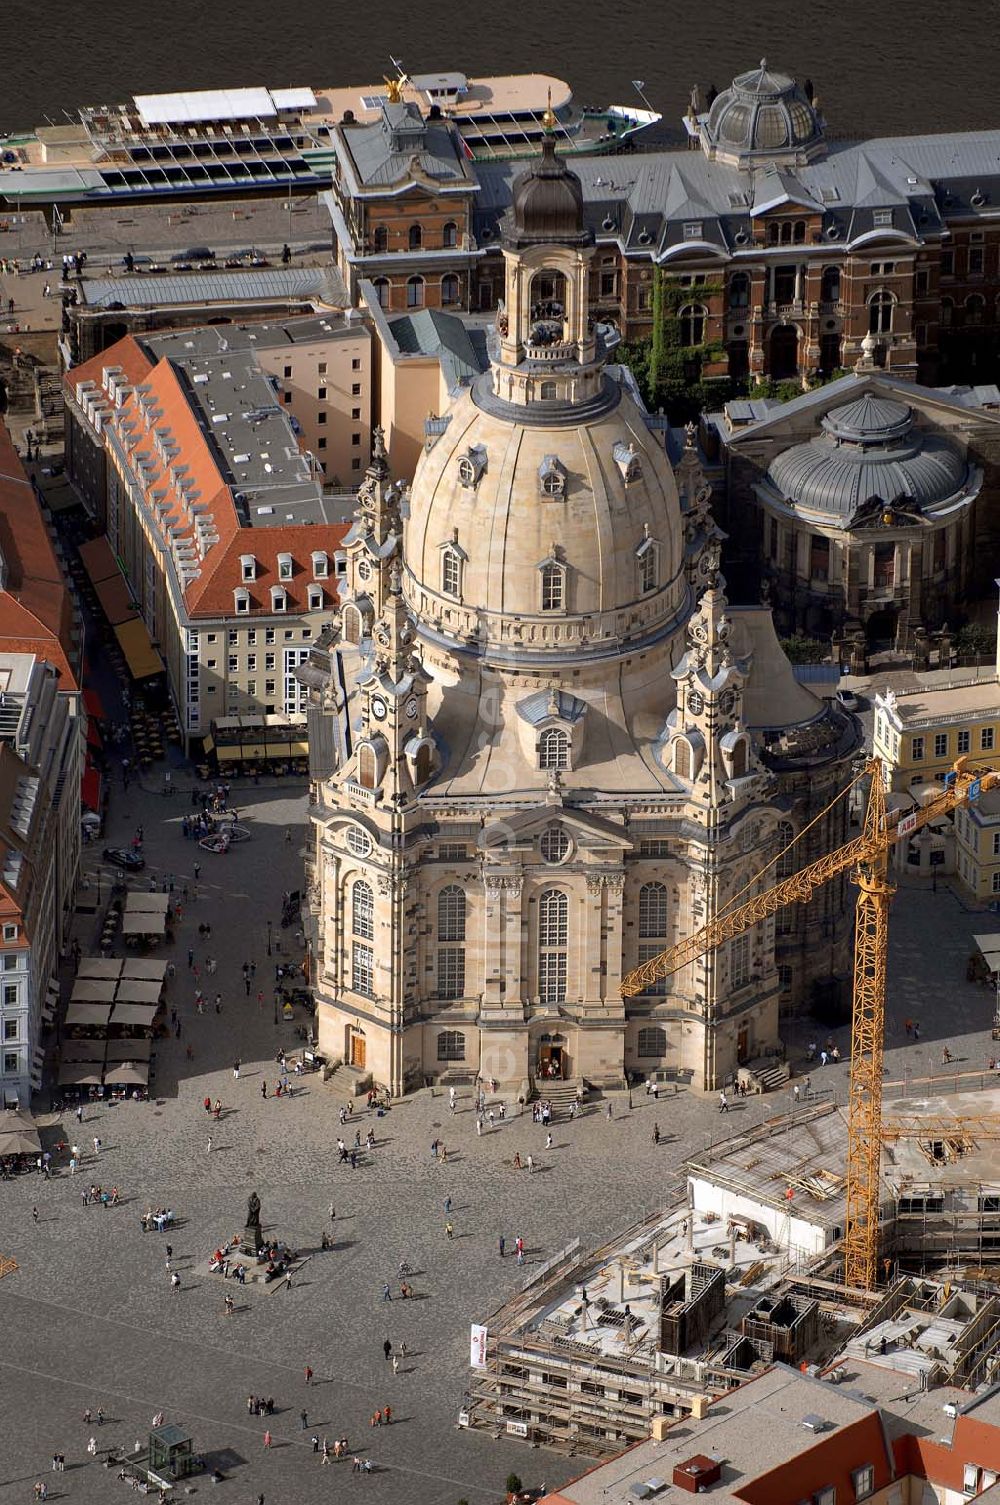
left=2, top=762, right=1000, bottom=1504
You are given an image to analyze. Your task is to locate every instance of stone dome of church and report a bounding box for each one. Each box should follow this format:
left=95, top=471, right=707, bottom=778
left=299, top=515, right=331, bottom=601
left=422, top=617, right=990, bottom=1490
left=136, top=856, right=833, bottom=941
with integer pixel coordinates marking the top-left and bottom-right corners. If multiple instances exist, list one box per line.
left=766, top=394, right=970, bottom=523
left=505, top=135, right=591, bottom=247
left=402, top=376, right=686, bottom=666
left=702, top=60, right=825, bottom=168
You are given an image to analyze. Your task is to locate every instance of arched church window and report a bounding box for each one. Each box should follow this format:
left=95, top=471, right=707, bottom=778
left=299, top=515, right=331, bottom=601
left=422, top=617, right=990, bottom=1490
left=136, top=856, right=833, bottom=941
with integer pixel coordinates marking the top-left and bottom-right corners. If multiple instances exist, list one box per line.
left=538, top=728, right=570, bottom=771
left=538, top=455, right=566, bottom=498
left=437, top=886, right=466, bottom=999
left=438, top=885, right=466, bottom=942
left=637, top=1026, right=667, bottom=1057
left=639, top=881, right=668, bottom=939
left=408, top=224, right=422, bottom=250
left=637, top=539, right=658, bottom=595
left=372, top=225, right=388, bottom=253
left=406, top=275, right=425, bottom=308
left=342, top=604, right=362, bottom=645
left=414, top=743, right=432, bottom=786
left=673, top=740, right=692, bottom=780
left=352, top=879, right=374, bottom=940
left=678, top=304, right=706, bottom=347
left=358, top=743, right=377, bottom=790
left=775, top=820, right=796, bottom=880
left=821, top=266, right=840, bottom=305
left=868, top=290, right=894, bottom=335
left=729, top=738, right=748, bottom=778
left=442, top=221, right=458, bottom=248
left=372, top=277, right=390, bottom=309
left=441, top=548, right=462, bottom=598
left=540, top=561, right=564, bottom=612
left=538, top=889, right=568, bottom=1004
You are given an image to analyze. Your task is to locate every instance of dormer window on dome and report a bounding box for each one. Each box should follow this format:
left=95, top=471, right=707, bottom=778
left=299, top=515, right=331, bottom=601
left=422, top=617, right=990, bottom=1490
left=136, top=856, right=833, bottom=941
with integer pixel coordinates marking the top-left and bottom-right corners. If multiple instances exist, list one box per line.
left=636, top=531, right=659, bottom=594
left=538, top=555, right=566, bottom=612
left=613, top=441, right=642, bottom=485
left=538, top=455, right=566, bottom=499
left=457, top=444, right=487, bottom=489
left=439, top=532, right=467, bottom=599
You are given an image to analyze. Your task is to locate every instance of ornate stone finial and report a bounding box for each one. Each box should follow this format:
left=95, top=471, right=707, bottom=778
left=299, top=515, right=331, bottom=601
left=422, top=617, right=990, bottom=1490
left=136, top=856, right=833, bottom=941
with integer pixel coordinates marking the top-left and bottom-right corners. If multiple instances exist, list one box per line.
left=547, top=768, right=563, bottom=798
left=684, top=420, right=697, bottom=450
left=547, top=686, right=561, bottom=716
left=702, top=538, right=722, bottom=586
left=389, top=558, right=403, bottom=596
left=542, top=87, right=557, bottom=133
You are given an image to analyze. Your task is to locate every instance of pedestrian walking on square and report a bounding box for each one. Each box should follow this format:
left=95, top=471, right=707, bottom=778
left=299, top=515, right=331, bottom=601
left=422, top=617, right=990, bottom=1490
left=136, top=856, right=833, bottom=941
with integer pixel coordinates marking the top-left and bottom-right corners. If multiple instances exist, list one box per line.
left=263, top=1430, right=272, bottom=1449
left=382, top=1282, right=392, bottom=1301
left=300, top=1409, right=308, bottom=1430
left=32, top=1205, right=38, bottom=1223
left=87, top=1437, right=96, bottom=1455
left=526, top=1154, right=534, bottom=1174
left=545, top=1131, right=553, bottom=1149
left=445, top=1221, right=454, bottom=1239
left=913, top=1021, right=921, bottom=1041
left=499, top=1235, right=505, bottom=1258
left=93, top=1136, right=101, bottom=1155
left=305, top=1364, right=313, bottom=1385
left=170, top=1271, right=180, bottom=1291
left=224, top=1294, right=234, bottom=1317
left=261, top=1082, right=267, bottom=1099
left=719, top=1092, right=729, bottom=1113
left=233, top=1060, right=240, bottom=1080
left=76, top=1104, right=83, bottom=1124
left=207, top=1137, right=213, bottom=1154
left=391, top=1353, right=399, bottom=1375
left=793, top=1083, right=800, bottom=1102
left=605, top=1100, right=613, bottom=1120
left=311, top=1434, right=319, bottom=1453
left=187, top=948, right=194, bottom=969
left=383, top=1337, right=392, bottom=1361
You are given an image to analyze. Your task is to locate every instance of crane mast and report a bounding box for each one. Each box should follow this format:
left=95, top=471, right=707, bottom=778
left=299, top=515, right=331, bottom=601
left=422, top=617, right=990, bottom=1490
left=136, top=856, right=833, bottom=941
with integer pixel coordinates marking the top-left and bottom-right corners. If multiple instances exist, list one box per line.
left=619, top=758, right=999, bottom=1290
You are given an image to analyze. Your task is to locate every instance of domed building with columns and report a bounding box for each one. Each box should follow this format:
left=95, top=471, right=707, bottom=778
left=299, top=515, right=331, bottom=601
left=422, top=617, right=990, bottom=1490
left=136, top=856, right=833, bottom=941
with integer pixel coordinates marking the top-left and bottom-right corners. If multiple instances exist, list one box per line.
left=303, top=138, right=862, bottom=1097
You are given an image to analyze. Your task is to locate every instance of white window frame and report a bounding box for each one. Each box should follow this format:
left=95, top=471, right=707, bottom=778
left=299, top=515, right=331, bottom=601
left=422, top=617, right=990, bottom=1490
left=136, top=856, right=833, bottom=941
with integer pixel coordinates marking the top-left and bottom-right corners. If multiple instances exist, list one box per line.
left=277, top=552, right=293, bottom=581
left=270, top=586, right=288, bottom=613
left=240, top=554, right=257, bottom=582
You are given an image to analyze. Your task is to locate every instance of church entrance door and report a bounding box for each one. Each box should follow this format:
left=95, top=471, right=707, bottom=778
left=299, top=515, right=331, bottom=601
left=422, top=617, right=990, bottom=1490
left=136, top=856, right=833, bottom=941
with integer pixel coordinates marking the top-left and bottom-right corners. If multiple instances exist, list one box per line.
left=349, top=1030, right=366, bottom=1069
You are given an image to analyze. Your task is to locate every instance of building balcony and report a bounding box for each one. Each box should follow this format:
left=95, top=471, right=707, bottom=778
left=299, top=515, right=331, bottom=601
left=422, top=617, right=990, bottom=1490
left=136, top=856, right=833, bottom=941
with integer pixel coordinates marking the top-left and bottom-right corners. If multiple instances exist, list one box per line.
left=763, top=300, right=806, bottom=319
left=524, top=339, right=577, bottom=362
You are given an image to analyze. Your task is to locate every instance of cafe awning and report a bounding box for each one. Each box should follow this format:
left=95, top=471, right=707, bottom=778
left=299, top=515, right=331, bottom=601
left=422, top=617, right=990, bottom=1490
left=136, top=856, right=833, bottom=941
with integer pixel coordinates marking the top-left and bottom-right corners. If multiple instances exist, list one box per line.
left=216, top=745, right=242, bottom=762
left=975, top=935, right=1000, bottom=973
left=0, top=1109, right=42, bottom=1155
left=105, top=1037, right=153, bottom=1063
left=105, top=1061, right=150, bottom=1087
left=78, top=535, right=119, bottom=586
left=288, top=740, right=309, bottom=758
left=58, top=1062, right=104, bottom=1086
left=94, top=573, right=138, bottom=627
left=110, top=1002, right=159, bottom=1028
left=125, top=892, right=171, bottom=914
left=77, top=958, right=123, bottom=979
left=114, top=980, right=163, bottom=1005
left=120, top=959, right=167, bottom=981
left=81, top=765, right=102, bottom=812
left=64, top=1002, right=113, bottom=1027
left=60, top=1042, right=107, bottom=1062
left=122, top=911, right=167, bottom=936
left=71, top=978, right=117, bottom=1003
left=114, top=618, right=165, bottom=681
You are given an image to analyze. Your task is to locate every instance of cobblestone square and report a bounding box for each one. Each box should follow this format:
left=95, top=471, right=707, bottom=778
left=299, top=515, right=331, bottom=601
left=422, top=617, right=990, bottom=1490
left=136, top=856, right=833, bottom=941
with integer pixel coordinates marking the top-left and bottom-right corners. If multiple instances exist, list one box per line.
left=1, top=766, right=999, bottom=1504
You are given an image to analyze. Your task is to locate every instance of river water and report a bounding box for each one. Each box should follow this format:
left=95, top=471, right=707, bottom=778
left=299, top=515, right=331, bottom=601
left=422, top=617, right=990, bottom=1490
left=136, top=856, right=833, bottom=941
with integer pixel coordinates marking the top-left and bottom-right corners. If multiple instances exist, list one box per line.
left=2, top=0, right=999, bottom=140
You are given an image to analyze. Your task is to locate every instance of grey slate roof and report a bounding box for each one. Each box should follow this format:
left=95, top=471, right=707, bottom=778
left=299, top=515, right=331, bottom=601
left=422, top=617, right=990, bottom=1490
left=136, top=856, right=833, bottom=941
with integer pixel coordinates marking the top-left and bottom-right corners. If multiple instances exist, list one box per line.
left=473, top=130, right=1000, bottom=259
left=82, top=266, right=341, bottom=310
left=341, top=108, right=469, bottom=188
left=386, top=308, right=486, bottom=388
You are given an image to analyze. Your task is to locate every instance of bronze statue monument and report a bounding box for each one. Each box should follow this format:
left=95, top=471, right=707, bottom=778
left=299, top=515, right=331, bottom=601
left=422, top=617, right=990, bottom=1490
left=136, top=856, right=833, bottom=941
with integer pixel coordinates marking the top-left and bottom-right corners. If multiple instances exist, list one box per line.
left=245, top=1190, right=263, bottom=1255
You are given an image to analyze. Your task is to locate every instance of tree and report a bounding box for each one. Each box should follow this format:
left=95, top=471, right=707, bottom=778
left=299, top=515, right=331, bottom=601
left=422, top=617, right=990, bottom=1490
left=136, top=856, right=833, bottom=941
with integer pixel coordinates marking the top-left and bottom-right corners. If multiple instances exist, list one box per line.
left=780, top=634, right=829, bottom=665
left=506, top=1475, right=523, bottom=1497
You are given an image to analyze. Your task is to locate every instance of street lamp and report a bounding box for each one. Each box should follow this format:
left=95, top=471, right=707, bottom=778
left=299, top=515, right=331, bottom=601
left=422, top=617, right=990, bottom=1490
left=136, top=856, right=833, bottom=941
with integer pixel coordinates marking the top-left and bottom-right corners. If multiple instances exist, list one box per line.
left=266, top=919, right=272, bottom=957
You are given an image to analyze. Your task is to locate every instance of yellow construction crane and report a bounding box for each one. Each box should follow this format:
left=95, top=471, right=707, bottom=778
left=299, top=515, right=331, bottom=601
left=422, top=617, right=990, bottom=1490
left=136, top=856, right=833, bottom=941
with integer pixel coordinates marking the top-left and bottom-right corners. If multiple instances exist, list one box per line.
left=621, top=757, right=1000, bottom=1291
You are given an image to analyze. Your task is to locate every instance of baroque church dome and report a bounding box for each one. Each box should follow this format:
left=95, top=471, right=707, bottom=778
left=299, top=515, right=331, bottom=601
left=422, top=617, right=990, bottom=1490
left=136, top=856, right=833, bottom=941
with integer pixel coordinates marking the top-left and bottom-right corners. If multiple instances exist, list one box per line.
left=403, top=379, right=685, bottom=665
left=701, top=60, right=825, bottom=168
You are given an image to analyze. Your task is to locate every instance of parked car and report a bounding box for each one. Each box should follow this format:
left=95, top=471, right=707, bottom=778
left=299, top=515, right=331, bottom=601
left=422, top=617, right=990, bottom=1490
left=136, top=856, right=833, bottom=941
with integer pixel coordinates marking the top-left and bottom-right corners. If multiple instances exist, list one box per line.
left=103, top=846, right=145, bottom=872
left=835, top=688, right=861, bottom=712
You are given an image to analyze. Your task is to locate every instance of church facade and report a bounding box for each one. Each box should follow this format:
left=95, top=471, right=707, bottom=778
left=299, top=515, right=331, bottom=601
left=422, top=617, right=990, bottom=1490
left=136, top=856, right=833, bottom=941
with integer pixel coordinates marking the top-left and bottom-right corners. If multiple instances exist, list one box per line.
left=304, top=139, right=862, bottom=1097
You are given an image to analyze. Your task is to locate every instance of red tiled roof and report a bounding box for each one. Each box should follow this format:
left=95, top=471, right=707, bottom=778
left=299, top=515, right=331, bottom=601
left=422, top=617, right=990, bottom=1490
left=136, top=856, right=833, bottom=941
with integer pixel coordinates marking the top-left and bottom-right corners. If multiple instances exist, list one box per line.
left=67, top=334, right=154, bottom=395
left=187, top=525, right=346, bottom=617
left=0, top=421, right=77, bottom=686
left=73, top=336, right=347, bottom=619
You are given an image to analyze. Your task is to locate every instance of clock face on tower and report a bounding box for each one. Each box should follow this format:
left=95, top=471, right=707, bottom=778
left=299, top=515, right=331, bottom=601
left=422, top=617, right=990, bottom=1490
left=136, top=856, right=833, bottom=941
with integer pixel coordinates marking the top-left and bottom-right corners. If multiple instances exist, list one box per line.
left=370, top=695, right=388, bottom=721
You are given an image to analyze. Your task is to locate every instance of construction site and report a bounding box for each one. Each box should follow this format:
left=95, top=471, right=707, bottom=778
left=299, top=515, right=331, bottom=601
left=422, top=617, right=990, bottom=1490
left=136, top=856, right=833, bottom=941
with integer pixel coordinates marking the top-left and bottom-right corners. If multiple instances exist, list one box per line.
left=465, top=1093, right=1000, bottom=1458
